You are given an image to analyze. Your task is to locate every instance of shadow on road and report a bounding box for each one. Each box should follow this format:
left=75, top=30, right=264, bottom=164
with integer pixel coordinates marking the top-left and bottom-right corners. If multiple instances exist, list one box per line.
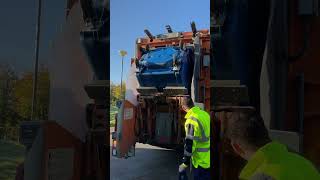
left=110, top=145, right=192, bottom=180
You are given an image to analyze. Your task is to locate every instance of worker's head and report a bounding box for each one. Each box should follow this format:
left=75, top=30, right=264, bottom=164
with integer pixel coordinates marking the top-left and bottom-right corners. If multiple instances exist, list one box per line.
left=181, top=96, right=194, bottom=112
left=225, top=109, right=271, bottom=160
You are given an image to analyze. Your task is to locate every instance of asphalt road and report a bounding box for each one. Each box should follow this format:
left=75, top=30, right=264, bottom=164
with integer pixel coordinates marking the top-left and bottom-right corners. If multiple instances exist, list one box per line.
left=109, top=128, right=191, bottom=180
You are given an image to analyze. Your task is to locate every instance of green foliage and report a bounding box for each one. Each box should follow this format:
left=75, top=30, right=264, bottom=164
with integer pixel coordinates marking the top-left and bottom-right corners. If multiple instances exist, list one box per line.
left=13, top=72, right=33, bottom=121
left=110, top=81, right=126, bottom=106
left=110, top=82, right=125, bottom=126
left=0, top=140, right=25, bottom=180
left=0, top=65, right=49, bottom=179
left=14, top=66, right=50, bottom=121
left=35, top=66, right=50, bottom=121
left=110, top=120, right=116, bottom=127
left=0, top=65, right=50, bottom=141
left=0, top=65, right=20, bottom=141
left=110, top=105, right=118, bottom=127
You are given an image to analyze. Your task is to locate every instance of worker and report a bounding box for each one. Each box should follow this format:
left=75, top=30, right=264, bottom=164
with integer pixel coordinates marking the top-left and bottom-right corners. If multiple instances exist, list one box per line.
left=178, top=97, right=210, bottom=180
left=222, top=107, right=320, bottom=180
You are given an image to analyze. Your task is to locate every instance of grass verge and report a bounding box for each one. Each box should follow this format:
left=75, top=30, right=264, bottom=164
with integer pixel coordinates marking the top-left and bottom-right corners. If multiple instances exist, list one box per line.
left=0, top=140, right=25, bottom=180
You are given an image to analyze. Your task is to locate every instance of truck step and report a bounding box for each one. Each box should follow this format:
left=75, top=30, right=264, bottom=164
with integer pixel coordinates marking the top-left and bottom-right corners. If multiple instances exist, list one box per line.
left=211, top=80, right=249, bottom=107
left=137, top=87, right=158, bottom=95
left=163, top=86, right=187, bottom=95
left=137, top=86, right=188, bottom=96
left=84, top=80, right=109, bottom=100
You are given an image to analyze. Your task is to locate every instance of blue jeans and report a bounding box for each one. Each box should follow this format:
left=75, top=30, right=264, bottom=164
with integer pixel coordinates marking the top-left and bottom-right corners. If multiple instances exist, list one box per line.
left=193, top=166, right=210, bottom=180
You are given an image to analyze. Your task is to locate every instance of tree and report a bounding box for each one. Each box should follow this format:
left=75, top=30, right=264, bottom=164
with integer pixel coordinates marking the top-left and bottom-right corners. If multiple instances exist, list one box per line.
left=110, top=81, right=126, bottom=106
left=14, top=65, right=50, bottom=121
left=36, top=65, right=50, bottom=121
left=0, top=63, right=50, bottom=141
left=13, top=72, right=33, bottom=121
left=0, top=64, right=20, bottom=140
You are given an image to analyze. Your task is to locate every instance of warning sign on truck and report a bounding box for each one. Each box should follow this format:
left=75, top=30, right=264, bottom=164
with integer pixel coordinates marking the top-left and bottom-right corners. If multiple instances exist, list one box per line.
left=124, top=108, right=133, bottom=120
left=47, top=148, right=74, bottom=180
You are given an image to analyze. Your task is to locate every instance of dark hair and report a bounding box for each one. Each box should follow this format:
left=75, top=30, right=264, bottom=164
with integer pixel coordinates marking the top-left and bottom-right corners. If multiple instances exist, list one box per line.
left=181, top=96, right=194, bottom=109
left=227, top=110, right=271, bottom=149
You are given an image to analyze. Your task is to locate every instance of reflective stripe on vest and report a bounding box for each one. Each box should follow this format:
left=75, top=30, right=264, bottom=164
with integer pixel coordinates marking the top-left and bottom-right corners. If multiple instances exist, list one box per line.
left=186, top=135, right=194, bottom=140
left=188, top=116, right=209, bottom=142
left=196, top=147, right=210, bottom=152
left=184, top=148, right=209, bottom=155
left=184, top=150, right=192, bottom=157
left=185, top=134, right=204, bottom=142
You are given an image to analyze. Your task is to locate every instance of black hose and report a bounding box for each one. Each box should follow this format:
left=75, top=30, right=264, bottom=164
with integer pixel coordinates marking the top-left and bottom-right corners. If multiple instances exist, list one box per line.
left=144, top=29, right=154, bottom=42
left=191, top=21, right=197, bottom=37
left=134, top=107, right=141, bottom=137
left=289, top=16, right=312, bottom=62
left=86, top=103, right=94, bottom=128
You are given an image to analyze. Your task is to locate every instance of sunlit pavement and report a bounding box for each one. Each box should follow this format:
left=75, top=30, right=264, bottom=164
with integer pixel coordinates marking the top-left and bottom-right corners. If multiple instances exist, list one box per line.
left=109, top=128, right=192, bottom=180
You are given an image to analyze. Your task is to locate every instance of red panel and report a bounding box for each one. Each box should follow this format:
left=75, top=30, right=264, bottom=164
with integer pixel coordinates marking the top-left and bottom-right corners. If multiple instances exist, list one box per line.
left=118, top=100, right=136, bottom=157
left=43, top=121, right=84, bottom=180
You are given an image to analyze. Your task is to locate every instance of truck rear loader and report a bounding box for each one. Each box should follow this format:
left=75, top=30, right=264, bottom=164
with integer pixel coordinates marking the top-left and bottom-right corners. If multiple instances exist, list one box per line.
left=111, top=23, right=211, bottom=158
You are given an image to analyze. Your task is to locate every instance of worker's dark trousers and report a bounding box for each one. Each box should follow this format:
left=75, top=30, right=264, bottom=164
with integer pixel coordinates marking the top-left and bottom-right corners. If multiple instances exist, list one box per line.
left=193, top=166, right=210, bottom=180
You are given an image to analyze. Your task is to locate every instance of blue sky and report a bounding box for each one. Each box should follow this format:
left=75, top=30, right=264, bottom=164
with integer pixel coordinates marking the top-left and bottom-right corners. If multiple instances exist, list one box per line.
left=110, top=0, right=210, bottom=84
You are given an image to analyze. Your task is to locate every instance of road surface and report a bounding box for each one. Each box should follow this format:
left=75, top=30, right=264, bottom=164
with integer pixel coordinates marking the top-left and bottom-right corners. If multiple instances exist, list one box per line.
left=110, top=128, right=191, bottom=180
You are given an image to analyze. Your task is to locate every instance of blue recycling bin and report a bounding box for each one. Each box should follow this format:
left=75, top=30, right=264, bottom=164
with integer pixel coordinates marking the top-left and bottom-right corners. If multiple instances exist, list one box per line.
left=136, top=47, right=194, bottom=93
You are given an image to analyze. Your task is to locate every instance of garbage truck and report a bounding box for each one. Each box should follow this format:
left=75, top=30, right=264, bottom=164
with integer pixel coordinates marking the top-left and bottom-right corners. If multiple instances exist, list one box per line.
left=211, top=0, right=320, bottom=179
left=111, top=23, right=211, bottom=158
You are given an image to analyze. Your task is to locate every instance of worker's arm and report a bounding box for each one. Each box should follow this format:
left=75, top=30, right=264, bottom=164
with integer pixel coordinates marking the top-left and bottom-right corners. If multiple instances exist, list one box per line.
left=181, top=123, right=194, bottom=166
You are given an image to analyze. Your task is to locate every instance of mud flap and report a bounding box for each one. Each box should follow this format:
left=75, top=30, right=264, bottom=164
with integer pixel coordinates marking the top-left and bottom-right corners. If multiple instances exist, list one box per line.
left=111, top=100, right=136, bottom=158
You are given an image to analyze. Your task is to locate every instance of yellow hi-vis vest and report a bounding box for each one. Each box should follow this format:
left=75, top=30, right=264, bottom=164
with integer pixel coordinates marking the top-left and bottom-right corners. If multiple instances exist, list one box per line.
left=239, top=141, right=320, bottom=180
left=184, top=106, right=210, bottom=169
